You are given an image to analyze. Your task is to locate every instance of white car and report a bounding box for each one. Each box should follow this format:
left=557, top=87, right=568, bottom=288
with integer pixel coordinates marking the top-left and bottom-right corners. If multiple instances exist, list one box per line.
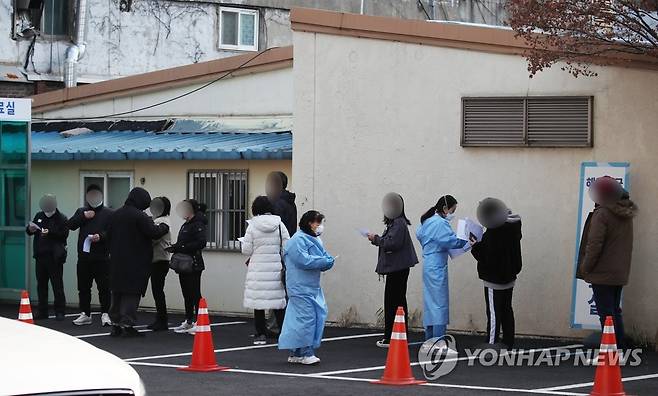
left=0, top=317, right=145, bottom=396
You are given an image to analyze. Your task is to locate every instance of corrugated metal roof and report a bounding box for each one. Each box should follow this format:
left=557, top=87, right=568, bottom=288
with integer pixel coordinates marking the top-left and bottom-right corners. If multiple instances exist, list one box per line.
left=31, top=130, right=292, bottom=161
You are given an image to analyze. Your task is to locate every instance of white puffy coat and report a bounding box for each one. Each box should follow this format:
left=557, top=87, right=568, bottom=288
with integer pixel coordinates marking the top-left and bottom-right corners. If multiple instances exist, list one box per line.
left=241, top=214, right=290, bottom=310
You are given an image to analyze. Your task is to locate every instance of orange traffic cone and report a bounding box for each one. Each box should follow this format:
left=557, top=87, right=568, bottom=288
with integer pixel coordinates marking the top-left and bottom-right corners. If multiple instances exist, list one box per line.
left=178, top=298, right=229, bottom=372
left=18, top=290, right=34, bottom=324
left=373, top=306, right=425, bottom=386
left=590, top=316, right=626, bottom=396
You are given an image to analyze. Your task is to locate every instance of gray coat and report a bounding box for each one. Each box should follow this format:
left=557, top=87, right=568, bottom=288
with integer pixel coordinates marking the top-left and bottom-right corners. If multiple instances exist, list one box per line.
left=373, top=217, right=419, bottom=275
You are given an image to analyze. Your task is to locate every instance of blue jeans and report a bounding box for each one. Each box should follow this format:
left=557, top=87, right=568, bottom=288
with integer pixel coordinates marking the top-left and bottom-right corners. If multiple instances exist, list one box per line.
left=425, top=324, right=447, bottom=341
left=291, top=346, right=314, bottom=358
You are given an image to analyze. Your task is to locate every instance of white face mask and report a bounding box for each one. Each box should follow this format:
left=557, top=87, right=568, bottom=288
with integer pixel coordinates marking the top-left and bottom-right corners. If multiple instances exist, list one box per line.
left=444, top=213, right=455, bottom=222
left=315, top=224, right=325, bottom=236
left=44, top=210, right=56, bottom=218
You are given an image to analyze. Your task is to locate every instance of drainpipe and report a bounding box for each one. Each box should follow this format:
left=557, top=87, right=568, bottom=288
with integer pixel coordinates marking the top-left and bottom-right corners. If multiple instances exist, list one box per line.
left=428, top=0, right=436, bottom=20
left=64, top=0, right=88, bottom=88
left=360, top=0, right=365, bottom=14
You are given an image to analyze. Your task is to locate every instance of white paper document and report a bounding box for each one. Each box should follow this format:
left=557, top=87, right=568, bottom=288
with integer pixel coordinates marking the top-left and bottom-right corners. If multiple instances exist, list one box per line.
left=448, top=244, right=472, bottom=260
left=28, top=221, right=41, bottom=231
left=456, top=218, right=484, bottom=242
left=357, top=228, right=370, bottom=238
left=83, top=235, right=94, bottom=253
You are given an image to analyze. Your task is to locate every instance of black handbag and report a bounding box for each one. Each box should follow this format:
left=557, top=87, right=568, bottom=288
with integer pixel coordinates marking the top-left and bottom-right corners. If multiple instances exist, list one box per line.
left=169, top=252, right=195, bottom=274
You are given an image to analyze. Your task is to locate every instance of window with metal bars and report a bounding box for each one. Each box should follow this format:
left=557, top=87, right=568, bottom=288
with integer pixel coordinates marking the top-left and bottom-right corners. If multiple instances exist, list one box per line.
left=461, top=97, right=593, bottom=147
left=187, top=170, right=248, bottom=251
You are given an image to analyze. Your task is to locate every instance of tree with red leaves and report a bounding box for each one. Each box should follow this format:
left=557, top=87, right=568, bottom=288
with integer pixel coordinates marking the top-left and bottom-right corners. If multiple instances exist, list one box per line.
left=506, top=0, right=658, bottom=77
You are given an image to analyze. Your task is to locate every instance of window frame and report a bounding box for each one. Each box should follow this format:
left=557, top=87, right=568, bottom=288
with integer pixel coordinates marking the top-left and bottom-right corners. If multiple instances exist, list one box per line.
left=218, top=6, right=259, bottom=52
left=79, top=171, right=134, bottom=208
left=40, top=0, right=71, bottom=39
left=187, top=169, right=249, bottom=252
left=461, top=96, right=593, bottom=148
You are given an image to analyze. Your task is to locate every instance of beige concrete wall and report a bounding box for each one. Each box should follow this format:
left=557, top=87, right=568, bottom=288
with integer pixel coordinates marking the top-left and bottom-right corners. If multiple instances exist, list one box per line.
left=29, top=159, right=291, bottom=315
left=292, top=31, right=658, bottom=338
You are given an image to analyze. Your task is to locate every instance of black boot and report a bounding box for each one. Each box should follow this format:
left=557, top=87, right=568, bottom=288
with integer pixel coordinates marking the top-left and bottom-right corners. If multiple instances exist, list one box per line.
left=110, top=325, right=123, bottom=337
left=122, top=326, right=145, bottom=338
left=147, top=319, right=169, bottom=331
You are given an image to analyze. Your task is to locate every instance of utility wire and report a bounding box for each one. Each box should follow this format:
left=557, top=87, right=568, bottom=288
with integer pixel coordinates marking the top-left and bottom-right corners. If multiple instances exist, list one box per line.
left=33, top=47, right=276, bottom=121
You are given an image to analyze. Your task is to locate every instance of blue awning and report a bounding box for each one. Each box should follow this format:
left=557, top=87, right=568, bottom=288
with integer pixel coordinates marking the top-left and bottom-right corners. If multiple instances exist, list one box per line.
left=31, top=130, right=292, bottom=161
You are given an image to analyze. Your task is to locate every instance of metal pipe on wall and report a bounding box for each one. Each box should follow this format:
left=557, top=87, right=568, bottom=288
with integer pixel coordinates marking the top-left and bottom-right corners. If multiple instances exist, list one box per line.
left=64, top=0, right=88, bottom=88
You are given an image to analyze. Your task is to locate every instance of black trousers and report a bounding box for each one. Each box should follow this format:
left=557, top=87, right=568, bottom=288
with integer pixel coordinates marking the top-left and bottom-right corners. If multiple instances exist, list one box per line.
left=179, top=271, right=202, bottom=322
left=592, top=284, right=625, bottom=348
left=150, top=261, right=170, bottom=321
left=484, top=286, right=515, bottom=348
left=384, top=268, right=410, bottom=342
left=254, top=309, right=285, bottom=336
left=108, top=292, right=141, bottom=327
left=35, top=256, right=66, bottom=315
left=77, top=258, right=111, bottom=315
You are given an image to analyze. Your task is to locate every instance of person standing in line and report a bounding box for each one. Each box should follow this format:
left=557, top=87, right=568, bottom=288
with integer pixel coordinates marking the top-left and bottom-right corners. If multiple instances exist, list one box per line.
left=240, top=196, right=290, bottom=345
left=577, top=177, right=636, bottom=349
left=278, top=210, right=334, bottom=365
left=26, top=194, right=69, bottom=321
left=67, top=184, right=114, bottom=327
left=147, top=196, right=172, bottom=331
left=266, top=171, right=297, bottom=235
left=106, top=187, right=169, bottom=337
left=416, top=195, right=473, bottom=342
left=471, top=198, right=522, bottom=350
left=367, top=193, right=419, bottom=348
left=169, top=199, right=208, bottom=335
left=265, top=171, right=297, bottom=332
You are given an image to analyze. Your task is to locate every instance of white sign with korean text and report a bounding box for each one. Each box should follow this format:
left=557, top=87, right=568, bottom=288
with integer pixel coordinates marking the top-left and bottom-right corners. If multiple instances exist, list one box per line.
left=0, top=98, right=31, bottom=122
left=570, top=162, right=629, bottom=329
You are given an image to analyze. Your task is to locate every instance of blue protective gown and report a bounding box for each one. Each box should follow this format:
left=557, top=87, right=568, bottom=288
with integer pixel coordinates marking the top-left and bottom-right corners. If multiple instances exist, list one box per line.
left=278, top=231, right=335, bottom=351
left=416, top=215, right=468, bottom=327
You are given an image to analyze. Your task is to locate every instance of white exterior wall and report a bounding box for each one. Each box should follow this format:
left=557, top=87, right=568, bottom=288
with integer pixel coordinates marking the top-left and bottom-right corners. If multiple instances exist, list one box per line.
left=34, top=67, right=293, bottom=122
left=292, top=31, right=658, bottom=338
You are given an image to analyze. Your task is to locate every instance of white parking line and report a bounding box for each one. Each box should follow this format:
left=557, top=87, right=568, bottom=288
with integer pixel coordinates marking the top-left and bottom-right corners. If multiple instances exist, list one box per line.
left=76, top=321, right=246, bottom=339
left=123, top=332, right=384, bottom=362
left=535, top=372, right=658, bottom=391
left=314, top=344, right=584, bottom=376
left=128, top=362, right=587, bottom=395
left=49, top=312, right=102, bottom=319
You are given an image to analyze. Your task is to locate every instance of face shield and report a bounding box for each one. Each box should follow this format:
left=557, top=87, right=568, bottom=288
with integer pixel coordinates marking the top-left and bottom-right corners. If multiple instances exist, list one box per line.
left=39, top=194, right=58, bottom=217
left=382, top=192, right=404, bottom=219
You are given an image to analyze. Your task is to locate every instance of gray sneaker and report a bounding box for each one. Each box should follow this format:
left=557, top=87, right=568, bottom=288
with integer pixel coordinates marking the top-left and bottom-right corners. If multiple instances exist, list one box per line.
left=253, top=334, right=267, bottom=345
left=72, top=313, right=92, bottom=326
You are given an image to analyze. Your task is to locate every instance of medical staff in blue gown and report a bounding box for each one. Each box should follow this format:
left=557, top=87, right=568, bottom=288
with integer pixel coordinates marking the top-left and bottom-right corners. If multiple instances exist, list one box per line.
left=416, top=195, right=471, bottom=341
left=278, top=210, right=335, bottom=365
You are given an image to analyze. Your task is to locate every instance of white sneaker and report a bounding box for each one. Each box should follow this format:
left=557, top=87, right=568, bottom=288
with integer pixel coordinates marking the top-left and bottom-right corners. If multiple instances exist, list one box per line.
left=101, top=313, right=112, bottom=327
left=300, top=356, right=321, bottom=365
left=288, top=356, right=303, bottom=364
left=173, top=320, right=194, bottom=333
left=72, top=313, right=92, bottom=326
left=186, top=322, right=198, bottom=335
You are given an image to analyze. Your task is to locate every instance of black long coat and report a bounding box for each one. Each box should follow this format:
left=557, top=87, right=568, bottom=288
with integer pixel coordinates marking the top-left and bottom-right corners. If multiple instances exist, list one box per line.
left=105, top=188, right=169, bottom=295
